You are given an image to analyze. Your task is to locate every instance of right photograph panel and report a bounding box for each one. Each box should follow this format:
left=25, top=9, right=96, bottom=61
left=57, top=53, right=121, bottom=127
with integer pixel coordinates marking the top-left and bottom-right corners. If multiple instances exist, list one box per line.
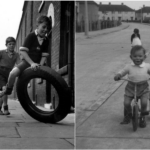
left=76, top=1, right=150, bottom=149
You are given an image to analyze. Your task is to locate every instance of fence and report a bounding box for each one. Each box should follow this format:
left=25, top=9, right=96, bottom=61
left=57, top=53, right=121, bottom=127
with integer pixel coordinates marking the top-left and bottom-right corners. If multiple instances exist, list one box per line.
left=76, top=20, right=121, bottom=32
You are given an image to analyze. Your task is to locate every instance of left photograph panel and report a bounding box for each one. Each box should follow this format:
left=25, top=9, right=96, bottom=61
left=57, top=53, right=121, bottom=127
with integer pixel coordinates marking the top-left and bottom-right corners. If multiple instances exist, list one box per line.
left=0, top=1, right=75, bottom=149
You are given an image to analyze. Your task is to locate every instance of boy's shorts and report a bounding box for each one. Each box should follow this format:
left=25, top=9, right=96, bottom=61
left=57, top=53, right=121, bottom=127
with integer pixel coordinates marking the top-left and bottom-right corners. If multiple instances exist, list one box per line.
left=16, top=60, right=30, bottom=73
left=125, top=81, right=149, bottom=98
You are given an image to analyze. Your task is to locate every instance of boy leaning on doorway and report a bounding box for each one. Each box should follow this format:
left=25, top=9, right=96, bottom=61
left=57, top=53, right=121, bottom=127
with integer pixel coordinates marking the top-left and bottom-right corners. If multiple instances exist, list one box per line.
left=0, top=37, right=20, bottom=115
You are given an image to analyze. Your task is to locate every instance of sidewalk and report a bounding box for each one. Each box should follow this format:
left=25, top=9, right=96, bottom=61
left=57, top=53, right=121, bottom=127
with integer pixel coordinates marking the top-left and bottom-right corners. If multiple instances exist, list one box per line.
left=0, top=99, right=74, bottom=149
left=76, top=22, right=130, bottom=127
left=76, top=22, right=129, bottom=41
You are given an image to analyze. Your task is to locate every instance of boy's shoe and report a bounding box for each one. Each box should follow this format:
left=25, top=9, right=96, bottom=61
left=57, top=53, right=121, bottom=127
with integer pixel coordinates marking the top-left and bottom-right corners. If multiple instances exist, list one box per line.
left=120, top=116, right=131, bottom=124
left=3, top=105, right=10, bottom=115
left=139, top=116, right=146, bottom=128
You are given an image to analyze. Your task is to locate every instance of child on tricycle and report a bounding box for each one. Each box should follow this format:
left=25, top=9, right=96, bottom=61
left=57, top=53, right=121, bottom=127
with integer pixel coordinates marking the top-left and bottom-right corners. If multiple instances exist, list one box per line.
left=114, top=45, right=150, bottom=128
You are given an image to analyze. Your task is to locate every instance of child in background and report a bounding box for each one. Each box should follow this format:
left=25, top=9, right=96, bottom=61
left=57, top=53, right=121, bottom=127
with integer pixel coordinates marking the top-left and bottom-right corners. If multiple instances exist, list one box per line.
left=0, top=37, right=20, bottom=115
left=0, top=15, right=50, bottom=98
left=114, top=45, right=150, bottom=128
left=131, top=28, right=142, bottom=46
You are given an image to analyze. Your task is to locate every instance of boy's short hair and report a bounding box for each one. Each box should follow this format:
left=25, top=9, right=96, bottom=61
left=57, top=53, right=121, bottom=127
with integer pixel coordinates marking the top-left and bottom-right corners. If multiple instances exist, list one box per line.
left=36, top=15, right=51, bottom=29
left=130, top=45, right=146, bottom=55
left=6, top=37, right=16, bottom=45
left=134, top=28, right=139, bottom=34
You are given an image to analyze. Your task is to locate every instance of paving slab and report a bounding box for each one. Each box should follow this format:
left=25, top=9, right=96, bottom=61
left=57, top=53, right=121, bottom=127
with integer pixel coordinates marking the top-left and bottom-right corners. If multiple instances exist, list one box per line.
left=66, top=138, right=74, bottom=145
left=0, top=127, right=19, bottom=138
left=76, top=137, right=150, bottom=149
left=0, top=99, right=75, bottom=149
left=17, top=126, right=74, bottom=138
left=0, top=138, right=74, bottom=149
left=18, top=122, right=52, bottom=127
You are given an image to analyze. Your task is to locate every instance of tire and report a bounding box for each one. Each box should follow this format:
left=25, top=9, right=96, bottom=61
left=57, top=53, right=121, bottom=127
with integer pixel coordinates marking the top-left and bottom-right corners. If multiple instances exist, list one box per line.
left=16, top=66, right=72, bottom=123
left=132, top=105, right=138, bottom=131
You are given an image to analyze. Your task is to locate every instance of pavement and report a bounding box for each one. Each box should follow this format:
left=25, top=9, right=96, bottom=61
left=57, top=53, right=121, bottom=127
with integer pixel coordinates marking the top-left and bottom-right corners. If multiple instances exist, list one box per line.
left=0, top=98, right=74, bottom=149
left=76, top=22, right=129, bottom=41
left=76, top=22, right=150, bottom=149
left=76, top=22, right=130, bottom=127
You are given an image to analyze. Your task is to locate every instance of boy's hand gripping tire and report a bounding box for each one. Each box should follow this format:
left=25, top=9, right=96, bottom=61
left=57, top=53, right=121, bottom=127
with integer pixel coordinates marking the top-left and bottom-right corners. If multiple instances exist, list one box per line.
left=16, top=66, right=72, bottom=123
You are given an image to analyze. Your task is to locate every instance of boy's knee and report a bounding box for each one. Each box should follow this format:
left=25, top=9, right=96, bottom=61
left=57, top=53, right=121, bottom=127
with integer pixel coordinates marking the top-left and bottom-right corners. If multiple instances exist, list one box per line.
left=10, top=67, right=20, bottom=77
left=2, top=86, right=6, bottom=90
left=124, top=97, right=132, bottom=106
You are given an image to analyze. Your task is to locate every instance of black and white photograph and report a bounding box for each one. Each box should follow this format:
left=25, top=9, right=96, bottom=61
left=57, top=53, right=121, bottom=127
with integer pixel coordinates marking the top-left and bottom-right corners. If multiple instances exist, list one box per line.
left=0, top=1, right=75, bottom=149
left=76, top=0, right=150, bottom=149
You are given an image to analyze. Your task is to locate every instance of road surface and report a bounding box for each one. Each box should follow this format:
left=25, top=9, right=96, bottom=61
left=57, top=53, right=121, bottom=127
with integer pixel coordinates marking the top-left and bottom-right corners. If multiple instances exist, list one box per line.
left=76, top=22, right=150, bottom=149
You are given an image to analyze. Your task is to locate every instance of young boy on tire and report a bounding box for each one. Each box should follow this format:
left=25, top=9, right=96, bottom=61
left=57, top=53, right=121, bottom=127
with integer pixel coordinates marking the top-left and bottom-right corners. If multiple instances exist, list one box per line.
left=0, top=37, right=20, bottom=115
left=0, top=16, right=50, bottom=100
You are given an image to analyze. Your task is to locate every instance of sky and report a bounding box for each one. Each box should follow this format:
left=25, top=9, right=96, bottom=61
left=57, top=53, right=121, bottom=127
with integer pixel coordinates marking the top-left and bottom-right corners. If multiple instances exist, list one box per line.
left=0, top=0, right=24, bottom=49
left=94, top=1, right=150, bottom=10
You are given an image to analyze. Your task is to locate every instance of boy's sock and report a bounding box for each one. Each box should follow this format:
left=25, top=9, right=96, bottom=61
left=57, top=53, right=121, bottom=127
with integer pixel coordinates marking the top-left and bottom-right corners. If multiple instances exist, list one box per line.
left=3, top=105, right=10, bottom=115
left=0, top=107, right=3, bottom=115
left=4, top=84, right=13, bottom=95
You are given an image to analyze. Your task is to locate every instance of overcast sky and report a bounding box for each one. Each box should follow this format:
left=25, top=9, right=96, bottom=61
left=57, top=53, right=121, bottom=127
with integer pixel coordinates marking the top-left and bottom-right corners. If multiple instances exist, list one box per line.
left=0, top=0, right=24, bottom=49
left=95, top=1, right=150, bottom=10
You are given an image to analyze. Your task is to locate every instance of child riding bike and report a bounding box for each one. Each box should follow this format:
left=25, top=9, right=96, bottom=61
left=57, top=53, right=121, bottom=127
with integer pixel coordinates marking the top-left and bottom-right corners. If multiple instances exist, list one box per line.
left=114, top=45, right=150, bottom=128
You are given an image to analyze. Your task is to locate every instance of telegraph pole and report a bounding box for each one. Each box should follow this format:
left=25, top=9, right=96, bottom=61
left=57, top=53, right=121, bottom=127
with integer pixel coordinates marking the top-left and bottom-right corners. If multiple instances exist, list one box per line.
left=84, top=0, right=89, bottom=36
left=141, top=7, right=143, bottom=23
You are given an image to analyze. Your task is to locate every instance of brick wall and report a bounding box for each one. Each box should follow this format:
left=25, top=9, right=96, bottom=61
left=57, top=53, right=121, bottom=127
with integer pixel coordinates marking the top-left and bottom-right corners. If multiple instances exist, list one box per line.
left=12, top=1, right=74, bottom=107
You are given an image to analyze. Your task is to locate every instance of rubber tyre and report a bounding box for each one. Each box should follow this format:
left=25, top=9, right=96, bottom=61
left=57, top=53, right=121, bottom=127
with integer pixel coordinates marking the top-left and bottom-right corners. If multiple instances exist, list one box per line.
left=16, top=66, right=72, bottom=123
left=132, top=105, right=138, bottom=132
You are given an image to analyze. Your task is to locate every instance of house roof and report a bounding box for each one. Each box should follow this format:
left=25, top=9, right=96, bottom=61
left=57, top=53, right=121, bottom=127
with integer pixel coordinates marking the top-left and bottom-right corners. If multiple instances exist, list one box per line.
left=136, top=7, right=150, bottom=13
left=99, top=4, right=134, bottom=12
left=77, top=1, right=99, bottom=7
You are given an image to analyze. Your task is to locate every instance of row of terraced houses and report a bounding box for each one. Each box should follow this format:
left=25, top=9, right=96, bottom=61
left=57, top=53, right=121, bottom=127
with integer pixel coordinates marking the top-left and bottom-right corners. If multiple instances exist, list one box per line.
left=76, top=1, right=150, bottom=32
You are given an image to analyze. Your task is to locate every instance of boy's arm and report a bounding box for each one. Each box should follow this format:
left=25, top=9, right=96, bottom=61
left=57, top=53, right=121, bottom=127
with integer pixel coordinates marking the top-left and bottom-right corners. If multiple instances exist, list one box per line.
left=118, top=65, right=129, bottom=77
left=40, top=53, right=49, bottom=66
left=40, top=39, right=49, bottom=66
left=147, top=64, right=150, bottom=75
left=115, top=65, right=129, bottom=79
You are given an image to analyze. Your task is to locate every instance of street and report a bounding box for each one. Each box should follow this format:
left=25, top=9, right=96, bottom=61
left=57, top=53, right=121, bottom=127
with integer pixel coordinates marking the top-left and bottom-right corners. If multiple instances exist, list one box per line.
left=0, top=99, right=74, bottom=149
left=76, top=22, right=150, bottom=149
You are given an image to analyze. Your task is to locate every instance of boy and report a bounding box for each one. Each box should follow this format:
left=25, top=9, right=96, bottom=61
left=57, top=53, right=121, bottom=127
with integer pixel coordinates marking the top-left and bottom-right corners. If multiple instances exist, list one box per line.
left=0, top=16, right=50, bottom=100
left=0, top=37, right=20, bottom=115
left=114, top=45, right=150, bottom=128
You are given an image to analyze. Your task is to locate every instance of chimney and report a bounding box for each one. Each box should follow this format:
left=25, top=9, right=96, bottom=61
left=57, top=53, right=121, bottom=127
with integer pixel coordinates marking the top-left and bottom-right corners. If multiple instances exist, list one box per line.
left=143, top=5, right=145, bottom=7
left=109, top=2, right=111, bottom=5
left=99, top=2, right=102, bottom=5
left=121, top=3, right=124, bottom=5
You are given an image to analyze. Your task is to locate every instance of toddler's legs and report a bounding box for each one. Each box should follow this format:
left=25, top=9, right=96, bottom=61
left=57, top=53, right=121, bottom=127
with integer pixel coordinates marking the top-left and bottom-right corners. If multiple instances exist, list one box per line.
left=120, top=95, right=132, bottom=124
left=140, top=92, right=149, bottom=114
left=124, top=95, right=132, bottom=116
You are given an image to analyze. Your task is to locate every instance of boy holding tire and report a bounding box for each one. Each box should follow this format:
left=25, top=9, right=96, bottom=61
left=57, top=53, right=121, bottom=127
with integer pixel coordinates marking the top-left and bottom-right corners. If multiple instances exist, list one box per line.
left=0, top=37, right=20, bottom=115
left=0, top=16, right=50, bottom=99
